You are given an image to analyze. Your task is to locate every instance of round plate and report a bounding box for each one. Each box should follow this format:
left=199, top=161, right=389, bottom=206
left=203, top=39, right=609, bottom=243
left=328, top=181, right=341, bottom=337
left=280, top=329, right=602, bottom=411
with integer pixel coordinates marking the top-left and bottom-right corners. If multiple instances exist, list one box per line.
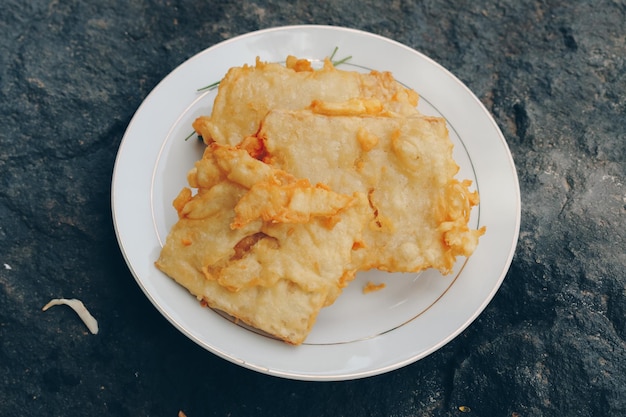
left=111, top=25, right=520, bottom=381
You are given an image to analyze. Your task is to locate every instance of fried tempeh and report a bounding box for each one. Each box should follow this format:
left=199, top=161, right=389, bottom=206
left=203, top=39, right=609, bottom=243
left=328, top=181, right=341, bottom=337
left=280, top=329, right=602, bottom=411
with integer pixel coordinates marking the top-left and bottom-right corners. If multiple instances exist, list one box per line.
left=156, top=143, right=370, bottom=345
left=257, top=109, right=485, bottom=274
left=193, top=56, right=420, bottom=146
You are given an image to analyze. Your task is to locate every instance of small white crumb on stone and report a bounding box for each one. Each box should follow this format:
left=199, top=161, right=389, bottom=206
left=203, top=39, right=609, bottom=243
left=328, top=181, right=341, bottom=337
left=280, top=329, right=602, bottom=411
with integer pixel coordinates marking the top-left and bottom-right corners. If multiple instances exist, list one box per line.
left=42, top=298, right=99, bottom=334
left=3, top=263, right=11, bottom=270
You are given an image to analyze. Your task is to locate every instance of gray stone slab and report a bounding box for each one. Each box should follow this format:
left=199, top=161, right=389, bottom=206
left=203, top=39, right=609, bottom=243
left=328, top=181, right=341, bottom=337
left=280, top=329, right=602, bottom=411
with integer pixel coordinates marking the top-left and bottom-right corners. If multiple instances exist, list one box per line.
left=1, top=0, right=624, bottom=416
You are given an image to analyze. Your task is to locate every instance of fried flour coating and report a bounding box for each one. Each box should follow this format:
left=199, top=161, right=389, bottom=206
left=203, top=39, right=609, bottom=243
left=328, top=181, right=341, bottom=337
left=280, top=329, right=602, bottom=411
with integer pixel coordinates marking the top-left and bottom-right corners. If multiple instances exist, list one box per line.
left=257, top=109, right=485, bottom=274
left=156, top=55, right=485, bottom=344
left=156, top=143, right=370, bottom=345
left=193, top=55, right=420, bottom=146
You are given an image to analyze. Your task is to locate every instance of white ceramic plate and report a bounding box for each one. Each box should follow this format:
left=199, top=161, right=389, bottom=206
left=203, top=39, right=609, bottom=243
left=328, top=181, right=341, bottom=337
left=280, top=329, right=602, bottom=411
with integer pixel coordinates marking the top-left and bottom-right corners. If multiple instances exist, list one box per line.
left=112, top=25, right=520, bottom=381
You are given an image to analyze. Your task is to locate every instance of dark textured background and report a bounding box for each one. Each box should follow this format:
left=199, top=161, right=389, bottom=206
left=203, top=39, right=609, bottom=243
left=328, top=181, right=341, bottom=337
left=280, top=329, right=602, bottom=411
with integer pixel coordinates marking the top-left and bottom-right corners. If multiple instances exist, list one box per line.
left=1, top=1, right=625, bottom=416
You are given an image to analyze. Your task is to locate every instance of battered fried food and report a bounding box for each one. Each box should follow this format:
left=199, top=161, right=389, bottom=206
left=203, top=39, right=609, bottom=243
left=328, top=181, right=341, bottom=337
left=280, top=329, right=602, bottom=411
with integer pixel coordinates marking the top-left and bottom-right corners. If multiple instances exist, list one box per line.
left=155, top=143, right=371, bottom=345
left=258, top=109, right=485, bottom=274
left=193, top=56, right=420, bottom=146
left=156, top=55, right=485, bottom=345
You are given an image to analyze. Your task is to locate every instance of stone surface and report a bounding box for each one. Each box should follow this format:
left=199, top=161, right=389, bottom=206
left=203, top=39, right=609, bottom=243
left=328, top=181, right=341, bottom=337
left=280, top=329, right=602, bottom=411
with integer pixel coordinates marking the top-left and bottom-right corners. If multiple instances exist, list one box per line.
left=1, top=0, right=625, bottom=416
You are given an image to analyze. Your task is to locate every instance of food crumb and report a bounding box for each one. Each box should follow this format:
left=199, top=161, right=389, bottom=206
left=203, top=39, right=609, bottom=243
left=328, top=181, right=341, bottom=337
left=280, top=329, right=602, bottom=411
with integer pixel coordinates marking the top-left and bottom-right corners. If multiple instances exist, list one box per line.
left=363, top=281, right=386, bottom=294
left=42, top=298, right=99, bottom=334
left=3, top=263, right=11, bottom=270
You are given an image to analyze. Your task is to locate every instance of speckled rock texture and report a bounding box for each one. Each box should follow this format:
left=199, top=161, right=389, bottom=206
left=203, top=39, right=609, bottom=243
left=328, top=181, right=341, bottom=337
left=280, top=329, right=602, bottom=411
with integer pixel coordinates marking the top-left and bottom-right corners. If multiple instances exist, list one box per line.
left=1, top=1, right=625, bottom=416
